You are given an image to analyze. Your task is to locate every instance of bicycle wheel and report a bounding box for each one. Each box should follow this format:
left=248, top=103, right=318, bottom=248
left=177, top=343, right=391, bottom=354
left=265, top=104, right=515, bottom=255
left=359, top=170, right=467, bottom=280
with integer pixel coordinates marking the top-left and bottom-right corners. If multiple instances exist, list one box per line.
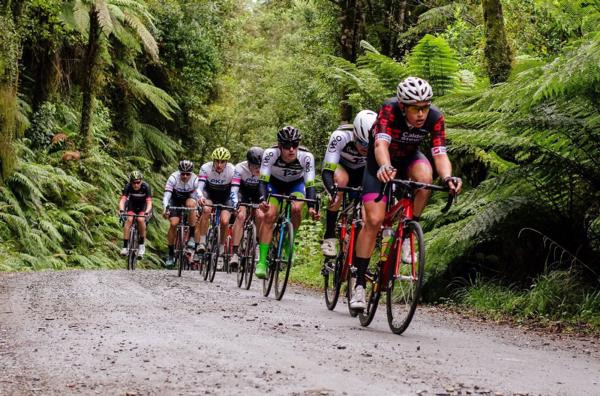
left=358, top=259, right=381, bottom=327
left=244, top=222, right=257, bottom=290
left=274, top=221, right=294, bottom=300
left=208, top=225, right=220, bottom=282
left=177, top=226, right=185, bottom=277
left=236, top=228, right=246, bottom=288
left=324, top=241, right=344, bottom=310
left=345, top=263, right=359, bottom=318
left=201, top=229, right=211, bottom=281
left=386, top=221, right=425, bottom=335
left=262, top=228, right=279, bottom=297
left=127, top=225, right=138, bottom=270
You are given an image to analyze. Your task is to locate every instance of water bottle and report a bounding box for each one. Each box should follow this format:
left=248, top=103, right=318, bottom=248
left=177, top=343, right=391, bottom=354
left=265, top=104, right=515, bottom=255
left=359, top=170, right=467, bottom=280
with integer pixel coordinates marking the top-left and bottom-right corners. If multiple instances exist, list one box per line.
left=380, top=227, right=394, bottom=262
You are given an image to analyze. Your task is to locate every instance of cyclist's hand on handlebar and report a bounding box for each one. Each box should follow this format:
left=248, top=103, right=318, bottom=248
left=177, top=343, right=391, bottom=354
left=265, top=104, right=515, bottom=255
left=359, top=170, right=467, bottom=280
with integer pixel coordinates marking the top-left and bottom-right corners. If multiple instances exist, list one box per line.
left=309, top=207, right=320, bottom=221
left=259, top=200, right=270, bottom=212
left=444, top=176, right=462, bottom=195
left=162, top=206, right=170, bottom=219
left=376, top=164, right=396, bottom=183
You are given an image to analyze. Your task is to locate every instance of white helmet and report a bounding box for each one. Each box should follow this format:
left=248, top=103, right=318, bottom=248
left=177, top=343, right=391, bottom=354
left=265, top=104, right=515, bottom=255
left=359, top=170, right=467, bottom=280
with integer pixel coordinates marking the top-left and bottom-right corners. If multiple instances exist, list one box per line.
left=353, top=110, right=377, bottom=146
left=396, top=76, right=433, bottom=104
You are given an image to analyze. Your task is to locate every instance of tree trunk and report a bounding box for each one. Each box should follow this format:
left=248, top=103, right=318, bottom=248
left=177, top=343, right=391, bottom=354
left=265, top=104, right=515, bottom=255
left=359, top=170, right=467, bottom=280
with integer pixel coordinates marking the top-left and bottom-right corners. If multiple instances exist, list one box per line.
left=338, top=0, right=364, bottom=121
left=0, top=12, right=21, bottom=182
left=482, top=0, right=512, bottom=84
left=80, top=8, right=102, bottom=151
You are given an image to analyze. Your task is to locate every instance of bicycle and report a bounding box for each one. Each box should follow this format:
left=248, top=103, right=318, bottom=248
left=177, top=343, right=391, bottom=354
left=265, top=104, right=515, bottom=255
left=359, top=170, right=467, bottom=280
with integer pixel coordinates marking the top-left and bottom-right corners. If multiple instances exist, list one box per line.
left=119, top=213, right=148, bottom=271
left=201, top=203, right=236, bottom=282
left=358, top=179, right=454, bottom=334
left=168, top=206, right=197, bottom=277
left=322, top=186, right=362, bottom=317
left=236, top=202, right=260, bottom=289
left=262, top=193, right=320, bottom=301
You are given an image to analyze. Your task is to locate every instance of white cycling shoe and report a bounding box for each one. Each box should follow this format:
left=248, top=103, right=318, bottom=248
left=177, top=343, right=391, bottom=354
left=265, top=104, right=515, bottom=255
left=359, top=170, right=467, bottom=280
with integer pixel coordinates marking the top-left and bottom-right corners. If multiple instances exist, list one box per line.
left=321, top=238, right=338, bottom=257
left=350, top=285, right=366, bottom=310
left=120, top=247, right=128, bottom=256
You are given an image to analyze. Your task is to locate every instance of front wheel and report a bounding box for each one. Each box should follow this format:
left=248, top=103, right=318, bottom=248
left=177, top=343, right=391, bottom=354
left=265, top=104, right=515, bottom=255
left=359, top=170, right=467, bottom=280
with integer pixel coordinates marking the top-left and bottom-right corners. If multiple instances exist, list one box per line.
left=208, top=226, right=220, bottom=283
left=274, top=221, right=294, bottom=300
left=358, top=259, right=381, bottom=327
left=127, top=225, right=139, bottom=271
left=176, top=226, right=186, bottom=277
left=386, top=221, right=425, bottom=335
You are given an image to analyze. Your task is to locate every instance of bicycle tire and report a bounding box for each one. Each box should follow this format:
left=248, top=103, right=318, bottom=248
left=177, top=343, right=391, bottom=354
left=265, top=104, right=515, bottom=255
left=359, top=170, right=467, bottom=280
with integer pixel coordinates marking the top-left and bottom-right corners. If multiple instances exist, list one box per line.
left=262, top=228, right=278, bottom=297
left=274, top=221, right=294, bottom=300
left=324, top=246, right=344, bottom=310
left=244, top=222, right=257, bottom=290
left=201, top=229, right=211, bottom=280
left=386, top=221, right=425, bottom=335
left=177, top=226, right=185, bottom=277
left=208, top=225, right=220, bottom=282
left=127, top=225, right=138, bottom=271
left=358, top=260, right=381, bottom=327
left=236, top=227, right=246, bottom=288
left=345, top=263, right=359, bottom=318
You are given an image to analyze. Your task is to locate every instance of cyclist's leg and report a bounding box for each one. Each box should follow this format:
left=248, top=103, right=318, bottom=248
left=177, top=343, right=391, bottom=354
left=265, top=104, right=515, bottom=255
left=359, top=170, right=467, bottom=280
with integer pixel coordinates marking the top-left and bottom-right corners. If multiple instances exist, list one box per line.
left=219, top=207, right=231, bottom=246
left=405, top=151, right=433, bottom=218
left=324, top=165, right=348, bottom=238
left=197, top=197, right=213, bottom=249
left=256, top=184, right=279, bottom=278
left=232, top=205, right=247, bottom=249
left=288, top=180, right=306, bottom=231
left=124, top=211, right=134, bottom=247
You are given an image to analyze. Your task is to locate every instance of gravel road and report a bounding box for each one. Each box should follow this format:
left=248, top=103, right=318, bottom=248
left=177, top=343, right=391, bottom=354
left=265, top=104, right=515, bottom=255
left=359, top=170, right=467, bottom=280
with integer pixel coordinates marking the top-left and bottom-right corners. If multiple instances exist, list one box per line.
left=1, top=270, right=598, bottom=395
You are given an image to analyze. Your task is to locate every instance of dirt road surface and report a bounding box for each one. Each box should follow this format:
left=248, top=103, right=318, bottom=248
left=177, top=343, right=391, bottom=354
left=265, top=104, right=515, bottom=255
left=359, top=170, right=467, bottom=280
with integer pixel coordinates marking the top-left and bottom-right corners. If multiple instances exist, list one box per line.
left=1, top=270, right=598, bottom=395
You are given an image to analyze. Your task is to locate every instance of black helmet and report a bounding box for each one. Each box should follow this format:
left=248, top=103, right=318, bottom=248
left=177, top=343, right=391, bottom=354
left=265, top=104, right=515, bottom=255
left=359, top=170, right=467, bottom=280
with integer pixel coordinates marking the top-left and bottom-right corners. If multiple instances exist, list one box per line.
left=277, top=126, right=301, bottom=143
left=246, top=147, right=264, bottom=165
left=178, top=160, right=194, bottom=173
left=129, top=170, right=143, bottom=182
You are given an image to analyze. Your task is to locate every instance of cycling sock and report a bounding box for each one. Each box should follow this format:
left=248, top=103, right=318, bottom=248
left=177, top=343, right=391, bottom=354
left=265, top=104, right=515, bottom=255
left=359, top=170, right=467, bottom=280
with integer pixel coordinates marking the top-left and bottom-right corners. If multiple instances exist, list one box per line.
left=258, top=242, right=269, bottom=264
left=233, top=245, right=239, bottom=254
left=168, top=245, right=174, bottom=256
left=353, top=256, right=370, bottom=288
left=138, top=237, right=145, bottom=245
left=324, top=210, right=338, bottom=239
left=123, top=239, right=128, bottom=248
left=189, top=226, right=195, bottom=237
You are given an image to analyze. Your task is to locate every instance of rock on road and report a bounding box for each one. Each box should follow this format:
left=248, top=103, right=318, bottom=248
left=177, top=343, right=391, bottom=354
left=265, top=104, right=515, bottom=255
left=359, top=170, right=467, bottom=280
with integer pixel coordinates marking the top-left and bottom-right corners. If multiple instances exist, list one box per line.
left=1, top=270, right=599, bottom=395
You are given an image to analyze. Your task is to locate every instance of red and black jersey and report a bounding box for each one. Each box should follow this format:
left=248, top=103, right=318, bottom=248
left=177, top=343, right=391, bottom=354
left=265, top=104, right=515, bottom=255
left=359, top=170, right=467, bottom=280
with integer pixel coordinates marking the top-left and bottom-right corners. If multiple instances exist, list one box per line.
left=121, top=182, right=152, bottom=207
left=372, top=97, right=447, bottom=160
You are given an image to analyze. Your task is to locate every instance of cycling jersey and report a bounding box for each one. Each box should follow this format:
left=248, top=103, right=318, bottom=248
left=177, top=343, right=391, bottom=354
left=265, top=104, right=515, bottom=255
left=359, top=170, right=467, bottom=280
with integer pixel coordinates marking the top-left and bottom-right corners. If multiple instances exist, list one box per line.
left=323, top=124, right=367, bottom=171
left=373, top=97, right=446, bottom=159
left=198, top=162, right=238, bottom=207
left=258, top=146, right=316, bottom=206
left=233, top=161, right=260, bottom=202
left=121, top=182, right=152, bottom=213
left=162, top=171, right=201, bottom=208
left=322, top=124, right=367, bottom=194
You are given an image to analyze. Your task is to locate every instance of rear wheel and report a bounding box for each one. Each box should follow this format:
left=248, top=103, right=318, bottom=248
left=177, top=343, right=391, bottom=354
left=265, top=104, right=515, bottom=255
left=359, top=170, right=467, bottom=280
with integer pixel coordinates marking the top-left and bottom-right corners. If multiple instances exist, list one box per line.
left=358, top=259, right=381, bottom=327
left=386, top=221, right=425, bottom=335
left=324, top=245, right=344, bottom=310
left=274, top=221, right=294, bottom=300
left=346, top=264, right=359, bottom=317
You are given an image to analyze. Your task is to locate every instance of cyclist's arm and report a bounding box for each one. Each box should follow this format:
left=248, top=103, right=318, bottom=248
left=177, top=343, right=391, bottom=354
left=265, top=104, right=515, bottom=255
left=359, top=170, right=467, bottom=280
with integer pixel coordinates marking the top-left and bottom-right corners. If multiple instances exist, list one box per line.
left=230, top=170, right=240, bottom=207
left=197, top=166, right=208, bottom=199
left=430, top=114, right=450, bottom=179
left=322, top=131, right=343, bottom=196
left=258, top=149, right=276, bottom=202
left=373, top=104, right=395, bottom=168
left=163, top=175, right=175, bottom=208
left=118, top=196, right=127, bottom=212
left=304, top=152, right=317, bottom=208
left=145, top=184, right=153, bottom=213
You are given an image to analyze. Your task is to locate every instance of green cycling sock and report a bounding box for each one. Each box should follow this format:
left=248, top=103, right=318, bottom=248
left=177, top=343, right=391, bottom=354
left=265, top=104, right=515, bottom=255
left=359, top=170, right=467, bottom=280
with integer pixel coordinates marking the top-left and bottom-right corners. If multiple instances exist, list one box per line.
left=258, top=242, right=270, bottom=265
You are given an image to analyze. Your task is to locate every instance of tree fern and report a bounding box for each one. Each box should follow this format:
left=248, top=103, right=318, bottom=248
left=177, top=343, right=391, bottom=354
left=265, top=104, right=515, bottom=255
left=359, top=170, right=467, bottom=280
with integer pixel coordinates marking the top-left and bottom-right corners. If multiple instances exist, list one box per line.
left=407, top=34, right=459, bottom=95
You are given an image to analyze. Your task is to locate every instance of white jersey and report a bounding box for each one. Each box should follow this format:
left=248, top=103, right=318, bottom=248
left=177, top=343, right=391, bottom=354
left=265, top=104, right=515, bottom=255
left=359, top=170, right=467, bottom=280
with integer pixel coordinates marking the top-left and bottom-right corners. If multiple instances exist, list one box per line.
left=259, top=147, right=316, bottom=186
left=322, top=125, right=366, bottom=171
left=162, top=171, right=201, bottom=207
left=198, top=162, right=235, bottom=193
left=233, top=161, right=259, bottom=190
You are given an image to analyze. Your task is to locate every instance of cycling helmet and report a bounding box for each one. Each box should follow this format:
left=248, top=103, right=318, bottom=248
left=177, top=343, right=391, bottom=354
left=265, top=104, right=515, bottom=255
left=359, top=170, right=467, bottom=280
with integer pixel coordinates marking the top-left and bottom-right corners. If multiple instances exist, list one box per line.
left=246, top=147, right=264, bottom=165
left=277, top=126, right=301, bottom=143
left=178, top=159, right=194, bottom=173
left=211, top=147, right=231, bottom=161
left=353, top=110, right=377, bottom=146
left=396, top=76, right=433, bottom=104
left=129, top=170, right=143, bottom=182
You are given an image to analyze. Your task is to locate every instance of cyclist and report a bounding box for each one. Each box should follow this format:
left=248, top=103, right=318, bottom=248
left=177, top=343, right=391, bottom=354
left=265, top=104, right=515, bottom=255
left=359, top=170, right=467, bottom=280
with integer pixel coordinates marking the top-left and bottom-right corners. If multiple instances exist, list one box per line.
left=255, top=126, right=320, bottom=279
left=350, top=76, right=462, bottom=310
left=118, top=171, right=152, bottom=257
left=320, top=110, right=377, bottom=257
left=195, top=147, right=238, bottom=264
left=230, top=147, right=265, bottom=267
left=162, top=160, right=201, bottom=267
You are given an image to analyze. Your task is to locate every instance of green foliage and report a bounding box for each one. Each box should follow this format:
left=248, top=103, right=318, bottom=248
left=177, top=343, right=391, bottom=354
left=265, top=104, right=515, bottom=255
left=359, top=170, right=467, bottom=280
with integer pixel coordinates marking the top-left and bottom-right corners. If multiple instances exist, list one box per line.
left=408, top=34, right=459, bottom=95
left=291, top=219, right=324, bottom=289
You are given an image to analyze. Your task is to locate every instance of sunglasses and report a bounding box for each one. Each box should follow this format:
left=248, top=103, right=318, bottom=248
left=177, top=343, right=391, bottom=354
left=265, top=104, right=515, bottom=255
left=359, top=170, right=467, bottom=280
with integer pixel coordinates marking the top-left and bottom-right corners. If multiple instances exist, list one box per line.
left=406, top=104, right=431, bottom=113
left=132, top=180, right=142, bottom=184
left=281, top=141, right=300, bottom=150
left=180, top=172, right=192, bottom=177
